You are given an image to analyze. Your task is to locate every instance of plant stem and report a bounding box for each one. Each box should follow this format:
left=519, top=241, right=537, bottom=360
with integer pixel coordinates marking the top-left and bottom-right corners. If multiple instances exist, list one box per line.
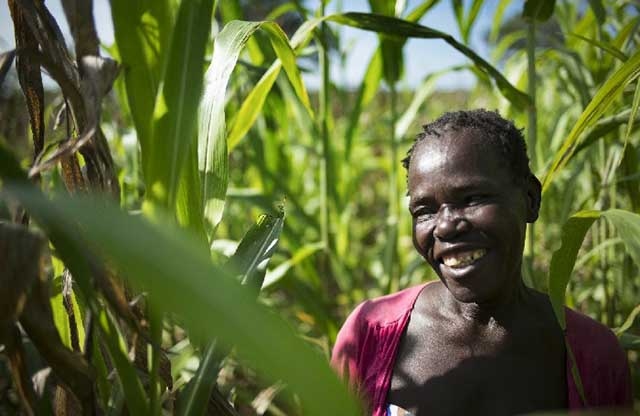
left=526, top=18, right=537, bottom=287
left=319, top=3, right=330, bottom=251
left=385, top=83, right=400, bottom=294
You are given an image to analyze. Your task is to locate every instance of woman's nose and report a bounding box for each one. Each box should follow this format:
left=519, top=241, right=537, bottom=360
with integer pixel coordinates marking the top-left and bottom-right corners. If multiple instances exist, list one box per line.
left=433, top=207, right=470, bottom=240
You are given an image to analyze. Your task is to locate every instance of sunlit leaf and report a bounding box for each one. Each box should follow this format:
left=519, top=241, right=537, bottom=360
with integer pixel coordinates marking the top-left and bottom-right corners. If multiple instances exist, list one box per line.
left=542, top=48, right=640, bottom=192
left=110, top=0, right=172, bottom=167
left=548, top=210, right=601, bottom=329
left=263, top=242, right=325, bottom=289
left=146, top=0, right=213, bottom=210
left=327, top=12, right=531, bottom=109
left=201, top=20, right=311, bottom=234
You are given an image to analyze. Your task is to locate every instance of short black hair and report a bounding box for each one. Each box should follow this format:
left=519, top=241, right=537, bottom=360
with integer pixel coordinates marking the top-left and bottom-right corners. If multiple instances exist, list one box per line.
left=402, top=109, right=532, bottom=185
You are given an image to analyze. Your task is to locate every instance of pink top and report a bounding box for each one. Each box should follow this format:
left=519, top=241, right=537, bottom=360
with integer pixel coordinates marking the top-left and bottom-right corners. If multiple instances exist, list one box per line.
left=331, top=283, right=633, bottom=416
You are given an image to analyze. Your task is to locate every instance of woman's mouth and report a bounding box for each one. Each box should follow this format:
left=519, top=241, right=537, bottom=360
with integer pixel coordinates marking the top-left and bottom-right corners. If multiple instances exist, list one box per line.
left=441, top=249, right=487, bottom=269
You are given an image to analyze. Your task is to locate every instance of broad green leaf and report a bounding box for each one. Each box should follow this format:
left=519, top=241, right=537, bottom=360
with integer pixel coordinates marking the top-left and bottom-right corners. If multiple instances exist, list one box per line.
left=522, top=0, right=555, bottom=22
left=146, top=0, right=213, bottom=210
left=201, top=20, right=310, bottom=234
left=110, top=0, right=172, bottom=170
left=4, top=187, right=361, bottom=416
left=548, top=210, right=601, bottom=329
left=542, top=48, right=640, bottom=192
left=225, top=16, right=321, bottom=150
left=227, top=210, right=285, bottom=293
left=263, top=242, right=325, bottom=289
left=227, top=64, right=282, bottom=152
left=327, top=12, right=531, bottom=109
left=345, top=1, right=435, bottom=159
left=548, top=209, right=640, bottom=331
left=602, top=209, right=640, bottom=267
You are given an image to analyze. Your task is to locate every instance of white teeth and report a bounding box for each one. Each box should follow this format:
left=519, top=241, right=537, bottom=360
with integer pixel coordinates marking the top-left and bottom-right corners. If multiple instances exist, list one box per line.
left=442, top=249, right=486, bottom=268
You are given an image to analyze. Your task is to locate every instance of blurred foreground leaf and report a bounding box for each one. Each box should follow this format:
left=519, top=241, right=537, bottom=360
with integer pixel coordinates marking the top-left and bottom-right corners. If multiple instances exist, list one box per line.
left=1, top=185, right=361, bottom=416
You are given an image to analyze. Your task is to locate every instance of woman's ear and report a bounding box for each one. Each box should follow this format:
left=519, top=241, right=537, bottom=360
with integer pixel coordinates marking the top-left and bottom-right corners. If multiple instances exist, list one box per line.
left=525, top=174, right=542, bottom=223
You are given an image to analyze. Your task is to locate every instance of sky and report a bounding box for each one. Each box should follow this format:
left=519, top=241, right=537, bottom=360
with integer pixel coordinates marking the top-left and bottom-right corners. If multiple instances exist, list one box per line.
left=0, top=0, right=518, bottom=91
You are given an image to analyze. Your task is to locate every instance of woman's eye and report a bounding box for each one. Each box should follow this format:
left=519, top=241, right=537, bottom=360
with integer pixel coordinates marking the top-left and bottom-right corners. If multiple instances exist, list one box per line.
left=414, top=208, right=437, bottom=221
left=465, top=194, right=487, bottom=205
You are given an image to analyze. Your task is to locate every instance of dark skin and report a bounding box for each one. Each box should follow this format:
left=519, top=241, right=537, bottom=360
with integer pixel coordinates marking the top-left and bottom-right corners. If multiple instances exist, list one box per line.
left=387, top=129, right=567, bottom=415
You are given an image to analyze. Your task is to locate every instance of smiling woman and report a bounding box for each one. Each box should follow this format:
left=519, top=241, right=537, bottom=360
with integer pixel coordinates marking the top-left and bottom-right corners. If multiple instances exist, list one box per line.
left=331, top=110, right=633, bottom=416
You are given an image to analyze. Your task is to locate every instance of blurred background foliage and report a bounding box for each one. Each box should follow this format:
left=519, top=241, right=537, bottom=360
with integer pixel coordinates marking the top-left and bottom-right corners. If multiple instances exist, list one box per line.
left=0, top=0, right=639, bottom=414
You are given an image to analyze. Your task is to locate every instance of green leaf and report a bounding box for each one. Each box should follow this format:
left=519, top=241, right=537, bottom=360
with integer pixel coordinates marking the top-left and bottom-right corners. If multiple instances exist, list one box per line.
left=110, top=0, right=172, bottom=171
left=453, top=0, right=485, bottom=44
left=619, top=333, right=640, bottom=350
left=327, top=12, right=531, bottom=109
left=568, top=33, right=627, bottom=62
left=5, top=187, right=361, bottom=416
left=200, top=20, right=311, bottom=234
left=405, top=0, right=440, bottom=22
left=146, top=0, right=213, bottom=210
left=522, top=0, right=555, bottom=22
left=548, top=210, right=601, bottom=329
left=395, top=68, right=458, bottom=139
left=344, top=49, right=383, bottom=160
left=227, top=210, right=285, bottom=293
left=542, top=48, right=640, bottom=192
left=180, top=209, right=283, bottom=416
left=263, top=242, right=325, bottom=289
left=177, top=342, right=222, bottom=416
left=489, top=0, right=513, bottom=43
left=98, top=308, right=149, bottom=415
left=602, top=209, right=640, bottom=267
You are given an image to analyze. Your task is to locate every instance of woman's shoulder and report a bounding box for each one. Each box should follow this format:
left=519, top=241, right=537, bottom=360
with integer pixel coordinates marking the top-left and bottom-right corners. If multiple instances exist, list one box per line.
left=350, top=282, right=432, bottom=327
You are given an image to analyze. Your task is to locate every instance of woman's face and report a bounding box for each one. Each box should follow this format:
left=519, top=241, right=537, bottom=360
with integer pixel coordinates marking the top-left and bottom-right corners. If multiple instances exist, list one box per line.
left=408, top=129, right=536, bottom=304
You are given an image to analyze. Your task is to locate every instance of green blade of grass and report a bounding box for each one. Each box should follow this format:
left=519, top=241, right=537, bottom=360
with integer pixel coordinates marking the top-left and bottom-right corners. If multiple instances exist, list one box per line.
left=110, top=0, right=172, bottom=172
left=602, top=209, right=640, bottom=269
left=541, top=48, right=640, bottom=192
left=263, top=242, right=325, bottom=289
left=489, top=0, right=512, bottom=43
left=326, top=12, right=531, bottom=109
left=180, top=210, right=284, bottom=416
left=201, top=20, right=311, bottom=233
left=548, top=210, right=601, bottom=329
left=227, top=210, right=285, bottom=292
left=98, top=308, right=149, bottom=415
left=4, top=186, right=361, bottom=416
left=146, top=0, right=213, bottom=211
left=568, top=32, right=628, bottom=62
